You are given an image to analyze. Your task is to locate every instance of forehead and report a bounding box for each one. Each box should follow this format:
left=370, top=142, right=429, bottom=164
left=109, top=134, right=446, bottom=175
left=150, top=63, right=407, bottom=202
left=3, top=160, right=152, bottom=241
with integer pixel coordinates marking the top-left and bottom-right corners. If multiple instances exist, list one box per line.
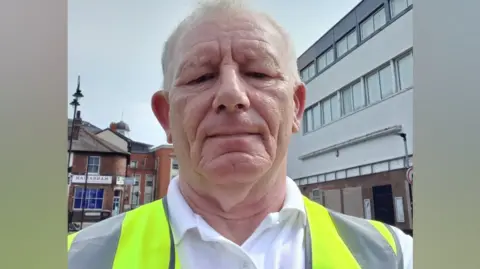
left=173, top=11, right=285, bottom=64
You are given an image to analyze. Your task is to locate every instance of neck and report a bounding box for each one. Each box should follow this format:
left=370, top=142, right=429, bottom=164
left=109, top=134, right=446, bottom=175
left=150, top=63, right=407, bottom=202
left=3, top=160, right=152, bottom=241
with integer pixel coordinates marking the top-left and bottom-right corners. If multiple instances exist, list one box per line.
left=178, top=171, right=287, bottom=245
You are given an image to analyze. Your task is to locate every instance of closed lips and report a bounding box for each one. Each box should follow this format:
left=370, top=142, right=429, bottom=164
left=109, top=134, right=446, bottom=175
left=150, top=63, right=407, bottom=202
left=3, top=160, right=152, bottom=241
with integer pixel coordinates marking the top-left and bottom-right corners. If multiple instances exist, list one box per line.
left=208, top=132, right=259, bottom=138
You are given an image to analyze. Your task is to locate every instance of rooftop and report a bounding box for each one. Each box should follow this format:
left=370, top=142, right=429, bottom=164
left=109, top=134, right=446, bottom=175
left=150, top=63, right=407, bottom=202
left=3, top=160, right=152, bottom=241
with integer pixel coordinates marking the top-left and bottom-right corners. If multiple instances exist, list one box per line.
left=68, top=119, right=102, bottom=133
left=70, top=127, right=129, bottom=155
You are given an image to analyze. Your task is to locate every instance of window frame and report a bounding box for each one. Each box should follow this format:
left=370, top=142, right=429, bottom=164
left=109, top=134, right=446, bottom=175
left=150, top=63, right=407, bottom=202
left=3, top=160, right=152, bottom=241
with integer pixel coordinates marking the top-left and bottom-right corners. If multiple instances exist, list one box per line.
left=316, top=47, right=334, bottom=73
left=365, top=63, right=393, bottom=104
left=390, top=0, right=413, bottom=18
left=143, top=174, right=155, bottom=204
left=360, top=7, right=387, bottom=40
left=379, top=64, right=395, bottom=98
left=301, top=62, right=316, bottom=82
left=310, top=188, right=324, bottom=204
left=87, top=156, right=101, bottom=175
left=301, top=49, right=413, bottom=136
left=73, top=187, right=104, bottom=210
left=352, top=80, right=366, bottom=110
left=321, top=97, right=332, bottom=125
left=145, top=174, right=154, bottom=187
left=336, top=29, right=358, bottom=58
left=130, top=160, right=138, bottom=168
left=395, top=50, right=414, bottom=91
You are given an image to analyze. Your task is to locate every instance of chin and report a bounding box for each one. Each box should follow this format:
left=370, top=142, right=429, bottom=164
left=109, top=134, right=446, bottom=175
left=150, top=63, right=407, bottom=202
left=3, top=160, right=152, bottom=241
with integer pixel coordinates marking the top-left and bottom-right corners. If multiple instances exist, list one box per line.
left=200, top=154, right=271, bottom=185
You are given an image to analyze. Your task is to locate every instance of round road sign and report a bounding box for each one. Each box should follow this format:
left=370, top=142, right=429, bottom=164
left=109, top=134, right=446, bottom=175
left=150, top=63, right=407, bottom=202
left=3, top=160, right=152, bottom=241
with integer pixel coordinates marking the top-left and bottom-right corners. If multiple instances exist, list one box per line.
left=406, top=167, right=413, bottom=184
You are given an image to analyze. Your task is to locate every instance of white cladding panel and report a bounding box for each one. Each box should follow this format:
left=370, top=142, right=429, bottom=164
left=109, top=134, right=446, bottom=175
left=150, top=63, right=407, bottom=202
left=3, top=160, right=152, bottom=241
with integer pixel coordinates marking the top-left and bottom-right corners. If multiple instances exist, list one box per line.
left=287, top=10, right=413, bottom=180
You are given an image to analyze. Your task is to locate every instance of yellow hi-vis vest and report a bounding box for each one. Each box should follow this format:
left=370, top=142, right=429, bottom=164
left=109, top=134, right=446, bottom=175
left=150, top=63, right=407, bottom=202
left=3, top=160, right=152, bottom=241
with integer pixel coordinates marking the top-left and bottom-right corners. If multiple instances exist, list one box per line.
left=68, top=197, right=404, bottom=269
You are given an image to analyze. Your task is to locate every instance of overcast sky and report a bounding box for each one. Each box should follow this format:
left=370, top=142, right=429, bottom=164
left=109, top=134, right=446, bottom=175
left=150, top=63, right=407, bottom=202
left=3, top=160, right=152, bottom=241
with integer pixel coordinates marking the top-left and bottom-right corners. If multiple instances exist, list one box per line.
left=68, top=0, right=361, bottom=146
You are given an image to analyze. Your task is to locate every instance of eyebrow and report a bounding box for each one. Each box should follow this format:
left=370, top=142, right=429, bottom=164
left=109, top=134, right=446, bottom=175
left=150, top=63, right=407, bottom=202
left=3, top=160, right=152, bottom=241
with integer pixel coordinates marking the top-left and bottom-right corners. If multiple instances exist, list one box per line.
left=175, top=42, right=220, bottom=79
left=175, top=38, right=282, bottom=78
left=242, top=48, right=280, bottom=69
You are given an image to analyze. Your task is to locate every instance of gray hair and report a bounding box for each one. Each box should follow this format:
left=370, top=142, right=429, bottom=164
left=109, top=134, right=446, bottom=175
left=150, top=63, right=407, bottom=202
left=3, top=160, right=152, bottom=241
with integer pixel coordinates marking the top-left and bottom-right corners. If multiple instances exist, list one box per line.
left=161, top=0, right=300, bottom=91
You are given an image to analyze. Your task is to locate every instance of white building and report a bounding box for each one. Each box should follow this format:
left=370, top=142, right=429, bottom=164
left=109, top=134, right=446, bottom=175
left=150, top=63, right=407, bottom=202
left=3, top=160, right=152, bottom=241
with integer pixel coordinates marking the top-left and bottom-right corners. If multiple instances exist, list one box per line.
left=288, top=0, right=413, bottom=232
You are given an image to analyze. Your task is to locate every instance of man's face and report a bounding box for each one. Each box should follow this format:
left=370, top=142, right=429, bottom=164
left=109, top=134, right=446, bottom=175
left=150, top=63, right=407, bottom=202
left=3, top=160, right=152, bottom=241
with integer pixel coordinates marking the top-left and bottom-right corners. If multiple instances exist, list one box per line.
left=154, top=11, right=305, bottom=186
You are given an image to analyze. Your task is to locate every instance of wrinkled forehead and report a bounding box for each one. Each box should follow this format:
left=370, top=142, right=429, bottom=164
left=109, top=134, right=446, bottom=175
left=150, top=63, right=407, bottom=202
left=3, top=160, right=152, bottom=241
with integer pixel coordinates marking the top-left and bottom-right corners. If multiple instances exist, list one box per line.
left=170, top=11, right=286, bottom=70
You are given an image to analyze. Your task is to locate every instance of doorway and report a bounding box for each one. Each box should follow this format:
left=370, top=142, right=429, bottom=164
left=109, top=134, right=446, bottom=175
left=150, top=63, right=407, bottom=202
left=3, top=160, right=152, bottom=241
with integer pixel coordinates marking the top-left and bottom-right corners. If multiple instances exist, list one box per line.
left=372, top=184, right=395, bottom=225
left=112, top=189, right=121, bottom=216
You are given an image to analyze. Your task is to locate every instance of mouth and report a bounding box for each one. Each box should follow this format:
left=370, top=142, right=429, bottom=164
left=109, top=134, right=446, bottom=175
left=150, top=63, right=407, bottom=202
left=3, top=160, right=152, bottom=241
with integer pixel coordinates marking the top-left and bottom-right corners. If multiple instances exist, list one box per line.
left=207, top=132, right=260, bottom=139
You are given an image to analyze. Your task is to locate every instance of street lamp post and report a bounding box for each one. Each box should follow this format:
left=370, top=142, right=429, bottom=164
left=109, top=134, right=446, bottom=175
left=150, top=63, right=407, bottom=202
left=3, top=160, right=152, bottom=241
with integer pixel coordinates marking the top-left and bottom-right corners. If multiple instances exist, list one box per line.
left=68, top=75, right=84, bottom=182
left=80, top=157, right=90, bottom=230
left=67, top=76, right=83, bottom=227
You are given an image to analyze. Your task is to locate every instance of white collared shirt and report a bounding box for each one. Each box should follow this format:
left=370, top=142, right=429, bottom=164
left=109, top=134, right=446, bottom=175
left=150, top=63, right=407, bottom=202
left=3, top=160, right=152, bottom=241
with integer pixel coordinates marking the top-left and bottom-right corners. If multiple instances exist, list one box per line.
left=166, top=177, right=413, bottom=269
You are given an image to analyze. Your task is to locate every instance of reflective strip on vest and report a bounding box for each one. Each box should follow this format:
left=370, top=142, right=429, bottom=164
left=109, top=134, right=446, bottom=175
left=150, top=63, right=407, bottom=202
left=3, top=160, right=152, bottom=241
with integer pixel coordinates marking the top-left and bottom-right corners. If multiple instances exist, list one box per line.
left=68, top=197, right=404, bottom=269
left=303, top=198, right=403, bottom=269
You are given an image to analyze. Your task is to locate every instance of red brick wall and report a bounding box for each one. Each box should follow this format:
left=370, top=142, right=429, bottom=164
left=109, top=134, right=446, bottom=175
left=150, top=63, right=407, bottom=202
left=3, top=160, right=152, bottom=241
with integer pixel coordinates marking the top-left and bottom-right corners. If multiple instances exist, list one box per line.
left=126, top=152, right=156, bottom=204
left=123, top=147, right=174, bottom=205
left=300, top=169, right=411, bottom=230
left=69, top=153, right=128, bottom=215
left=71, top=153, right=127, bottom=176
left=154, top=147, right=174, bottom=199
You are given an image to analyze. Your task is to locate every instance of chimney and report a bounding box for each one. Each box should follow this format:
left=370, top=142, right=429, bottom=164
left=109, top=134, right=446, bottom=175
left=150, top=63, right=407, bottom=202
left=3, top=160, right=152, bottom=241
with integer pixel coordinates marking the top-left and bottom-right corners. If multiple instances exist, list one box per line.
left=69, top=110, right=82, bottom=140
left=110, top=122, right=117, bottom=132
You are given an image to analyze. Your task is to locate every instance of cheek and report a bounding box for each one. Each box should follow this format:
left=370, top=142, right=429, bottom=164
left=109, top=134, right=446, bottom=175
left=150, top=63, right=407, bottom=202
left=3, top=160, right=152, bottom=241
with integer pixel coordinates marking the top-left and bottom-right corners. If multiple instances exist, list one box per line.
left=250, top=87, right=291, bottom=138
left=171, top=92, right=212, bottom=144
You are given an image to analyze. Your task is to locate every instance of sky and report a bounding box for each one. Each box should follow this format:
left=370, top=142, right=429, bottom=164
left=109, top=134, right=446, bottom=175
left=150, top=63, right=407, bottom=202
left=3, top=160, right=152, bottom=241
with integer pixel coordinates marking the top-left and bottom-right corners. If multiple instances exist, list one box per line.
left=68, top=0, right=361, bottom=146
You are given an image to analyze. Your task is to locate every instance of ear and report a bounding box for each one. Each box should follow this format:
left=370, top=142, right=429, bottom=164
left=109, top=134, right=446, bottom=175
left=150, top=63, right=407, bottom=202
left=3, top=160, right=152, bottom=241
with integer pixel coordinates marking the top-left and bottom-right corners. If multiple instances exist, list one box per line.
left=151, top=90, right=172, bottom=143
left=292, top=83, right=306, bottom=133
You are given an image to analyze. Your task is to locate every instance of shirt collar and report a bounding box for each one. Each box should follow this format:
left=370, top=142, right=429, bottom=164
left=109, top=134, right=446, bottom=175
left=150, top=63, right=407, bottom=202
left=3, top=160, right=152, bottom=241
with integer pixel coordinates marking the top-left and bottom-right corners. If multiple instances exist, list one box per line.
left=165, top=176, right=307, bottom=245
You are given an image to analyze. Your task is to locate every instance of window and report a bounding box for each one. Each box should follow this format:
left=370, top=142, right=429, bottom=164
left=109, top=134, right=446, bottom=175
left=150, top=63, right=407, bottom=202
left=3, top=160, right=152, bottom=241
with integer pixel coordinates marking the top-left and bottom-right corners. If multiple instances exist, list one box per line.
left=390, top=0, right=412, bottom=18
left=144, top=175, right=154, bottom=204
left=342, top=86, right=354, bottom=115
left=311, top=189, right=323, bottom=204
left=341, top=81, right=365, bottom=116
left=131, top=174, right=141, bottom=208
left=316, top=48, right=335, bottom=72
left=144, top=192, right=152, bottom=204
left=396, top=52, right=413, bottom=90
left=379, top=65, right=394, bottom=98
left=366, top=65, right=394, bottom=104
left=322, top=98, right=332, bottom=125
left=112, top=190, right=121, bottom=215
left=352, top=81, right=366, bottom=110
left=87, top=156, right=100, bottom=174
left=312, top=104, right=321, bottom=129
left=301, top=62, right=316, bottom=82
left=303, top=107, right=314, bottom=133
left=336, top=30, right=358, bottom=57
left=330, top=94, right=340, bottom=121
left=130, top=161, right=138, bottom=168
left=366, top=72, right=382, bottom=104
left=73, top=187, right=104, bottom=210
left=360, top=8, right=386, bottom=40
left=320, top=94, right=339, bottom=125
left=145, top=175, right=154, bottom=187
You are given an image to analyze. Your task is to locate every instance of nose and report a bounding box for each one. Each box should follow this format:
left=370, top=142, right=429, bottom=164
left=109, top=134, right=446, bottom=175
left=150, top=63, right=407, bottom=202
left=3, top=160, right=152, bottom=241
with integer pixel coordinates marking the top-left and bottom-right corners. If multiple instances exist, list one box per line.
left=212, top=68, right=250, bottom=114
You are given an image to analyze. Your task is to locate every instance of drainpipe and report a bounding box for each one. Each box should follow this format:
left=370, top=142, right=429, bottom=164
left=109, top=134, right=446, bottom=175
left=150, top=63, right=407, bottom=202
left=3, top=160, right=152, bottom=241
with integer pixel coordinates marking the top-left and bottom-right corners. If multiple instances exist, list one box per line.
left=398, top=132, right=413, bottom=229
left=123, top=142, right=131, bottom=212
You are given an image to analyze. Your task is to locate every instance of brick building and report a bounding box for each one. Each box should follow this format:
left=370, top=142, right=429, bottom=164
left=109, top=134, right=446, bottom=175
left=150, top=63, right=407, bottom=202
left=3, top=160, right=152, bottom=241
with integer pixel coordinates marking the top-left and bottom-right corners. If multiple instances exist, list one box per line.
left=68, top=113, right=179, bottom=222
left=68, top=115, right=130, bottom=223
left=101, top=121, right=178, bottom=210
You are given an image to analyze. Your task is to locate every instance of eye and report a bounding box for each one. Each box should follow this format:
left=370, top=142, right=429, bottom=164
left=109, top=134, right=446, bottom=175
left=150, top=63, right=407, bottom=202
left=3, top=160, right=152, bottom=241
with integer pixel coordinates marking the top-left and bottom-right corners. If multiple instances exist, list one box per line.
left=245, top=72, right=268, bottom=79
left=187, top=73, right=215, bottom=85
